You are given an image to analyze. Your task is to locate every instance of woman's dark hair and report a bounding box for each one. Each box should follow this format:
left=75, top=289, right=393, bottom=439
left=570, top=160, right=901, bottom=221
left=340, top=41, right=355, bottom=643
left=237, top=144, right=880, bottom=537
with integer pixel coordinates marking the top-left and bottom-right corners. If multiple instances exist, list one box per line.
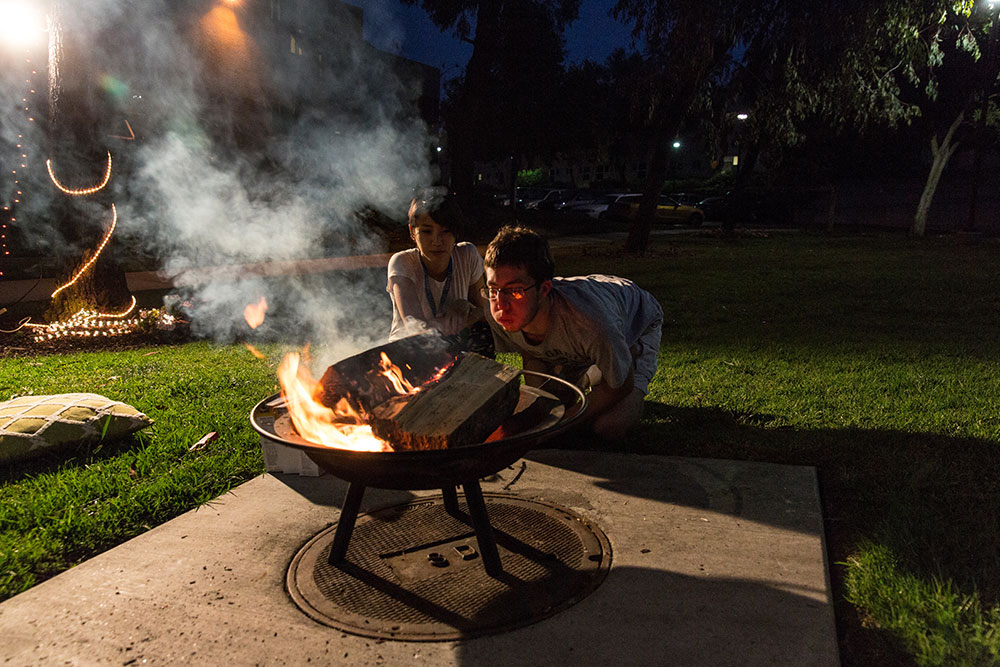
left=484, top=225, right=555, bottom=283
left=409, top=188, right=467, bottom=239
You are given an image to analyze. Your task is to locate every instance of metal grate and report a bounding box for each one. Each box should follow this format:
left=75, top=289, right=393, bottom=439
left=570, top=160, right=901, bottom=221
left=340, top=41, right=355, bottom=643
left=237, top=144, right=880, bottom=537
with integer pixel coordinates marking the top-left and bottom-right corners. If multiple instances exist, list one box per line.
left=287, top=493, right=611, bottom=641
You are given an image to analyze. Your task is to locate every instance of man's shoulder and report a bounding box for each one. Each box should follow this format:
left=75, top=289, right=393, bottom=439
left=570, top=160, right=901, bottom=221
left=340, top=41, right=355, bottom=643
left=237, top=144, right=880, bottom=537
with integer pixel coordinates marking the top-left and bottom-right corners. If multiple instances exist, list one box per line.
left=552, top=274, right=640, bottom=296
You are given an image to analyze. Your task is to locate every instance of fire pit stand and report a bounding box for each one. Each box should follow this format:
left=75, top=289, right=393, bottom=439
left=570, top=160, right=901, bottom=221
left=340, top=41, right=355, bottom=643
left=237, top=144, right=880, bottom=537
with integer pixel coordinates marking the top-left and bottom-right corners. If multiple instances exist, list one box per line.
left=251, top=371, right=587, bottom=579
left=331, top=479, right=502, bottom=573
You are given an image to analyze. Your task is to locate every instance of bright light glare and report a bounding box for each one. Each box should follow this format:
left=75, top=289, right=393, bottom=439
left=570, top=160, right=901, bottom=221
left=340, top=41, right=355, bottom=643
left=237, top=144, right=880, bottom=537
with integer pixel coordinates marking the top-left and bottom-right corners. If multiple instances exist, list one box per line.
left=737, top=113, right=749, bottom=120
left=672, top=141, right=682, bottom=149
left=0, top=2, right=44, bottom=49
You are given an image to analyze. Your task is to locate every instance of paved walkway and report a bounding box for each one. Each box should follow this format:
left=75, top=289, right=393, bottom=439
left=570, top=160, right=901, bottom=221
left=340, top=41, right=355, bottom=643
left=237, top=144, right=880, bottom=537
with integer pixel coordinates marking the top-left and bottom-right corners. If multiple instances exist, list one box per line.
left=0, top=450, right=838, bottom=666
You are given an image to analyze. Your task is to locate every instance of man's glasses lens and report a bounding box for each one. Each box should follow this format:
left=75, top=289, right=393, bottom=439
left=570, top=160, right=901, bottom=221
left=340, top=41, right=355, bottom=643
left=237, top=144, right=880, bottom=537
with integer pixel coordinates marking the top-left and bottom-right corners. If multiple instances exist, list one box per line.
left=481, top=284, right=537, bottom=301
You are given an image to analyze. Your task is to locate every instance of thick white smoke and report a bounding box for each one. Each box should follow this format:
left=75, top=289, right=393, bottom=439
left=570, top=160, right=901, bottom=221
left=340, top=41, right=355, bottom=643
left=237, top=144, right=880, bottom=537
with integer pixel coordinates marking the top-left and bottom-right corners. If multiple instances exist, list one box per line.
left=3, top=0, right=437, bottom=364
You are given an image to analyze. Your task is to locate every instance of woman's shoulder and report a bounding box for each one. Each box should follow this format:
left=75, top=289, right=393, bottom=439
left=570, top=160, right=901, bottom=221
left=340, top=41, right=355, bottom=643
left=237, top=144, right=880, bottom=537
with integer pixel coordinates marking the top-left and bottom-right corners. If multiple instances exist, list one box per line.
left=453, top=242, right=483, bottom=264
left=388, top=248, right=420, bottom=274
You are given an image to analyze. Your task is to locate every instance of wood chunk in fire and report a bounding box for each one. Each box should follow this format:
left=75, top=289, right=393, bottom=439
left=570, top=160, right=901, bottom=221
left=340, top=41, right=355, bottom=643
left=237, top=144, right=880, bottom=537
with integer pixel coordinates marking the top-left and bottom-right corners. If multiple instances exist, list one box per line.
left=369, top=353, right=522, bottom=450
left=317, top=333, right=454, bottom=415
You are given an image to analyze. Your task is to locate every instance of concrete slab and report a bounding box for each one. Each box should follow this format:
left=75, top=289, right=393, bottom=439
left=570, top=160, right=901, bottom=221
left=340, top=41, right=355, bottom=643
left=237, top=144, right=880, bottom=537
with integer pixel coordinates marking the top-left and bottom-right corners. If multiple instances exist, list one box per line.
left=0, top=451, right=839, bottom=666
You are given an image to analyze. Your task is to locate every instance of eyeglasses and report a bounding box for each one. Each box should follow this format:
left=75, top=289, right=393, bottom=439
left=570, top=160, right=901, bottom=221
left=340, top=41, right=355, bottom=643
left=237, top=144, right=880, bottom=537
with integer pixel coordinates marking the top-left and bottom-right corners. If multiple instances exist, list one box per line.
left=481, top=284, right=538, bottom=301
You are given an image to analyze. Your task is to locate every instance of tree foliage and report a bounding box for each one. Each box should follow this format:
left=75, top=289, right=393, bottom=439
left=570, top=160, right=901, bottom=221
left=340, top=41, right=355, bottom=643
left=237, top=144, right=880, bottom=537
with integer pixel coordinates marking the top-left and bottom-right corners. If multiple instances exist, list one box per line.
left=403, top=0, right=580, bottom=203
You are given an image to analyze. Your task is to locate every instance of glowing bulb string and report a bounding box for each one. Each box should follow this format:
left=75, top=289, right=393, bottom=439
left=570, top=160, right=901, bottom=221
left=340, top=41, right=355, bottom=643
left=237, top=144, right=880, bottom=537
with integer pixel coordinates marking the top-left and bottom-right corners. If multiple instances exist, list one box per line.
left=46, top=151, right=113, bottom=196
left=22, top=297, right=140, bottom=341
left=2, top=51, right=38, bottom=277
left=0, top=317, right=33, bottom=334
left=50, top=203, right=117, bottom=299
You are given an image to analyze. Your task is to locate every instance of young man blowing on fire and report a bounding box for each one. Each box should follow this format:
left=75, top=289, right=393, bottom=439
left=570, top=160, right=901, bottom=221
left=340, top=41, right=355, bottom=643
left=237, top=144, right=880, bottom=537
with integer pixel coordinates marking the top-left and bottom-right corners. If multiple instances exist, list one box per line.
left=483, top=225, right=663, bottom=440
left=386, top=190, right=493, bottom=356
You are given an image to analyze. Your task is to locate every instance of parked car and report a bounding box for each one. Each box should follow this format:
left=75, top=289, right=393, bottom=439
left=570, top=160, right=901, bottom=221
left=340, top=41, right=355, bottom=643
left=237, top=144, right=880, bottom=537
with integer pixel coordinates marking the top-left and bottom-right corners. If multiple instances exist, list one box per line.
left=550, top=189, right=598, bottom=211
left=668, top=192, right=705, bottom=206
left=514, top=187, right=546, bottom=209
left=697, top=196, right=728, bottom=222
left=520, top=188, right=569, bottom=210
left=567, top=193, right=631, bottom=219
left=601, top=194, right=705, bottom=226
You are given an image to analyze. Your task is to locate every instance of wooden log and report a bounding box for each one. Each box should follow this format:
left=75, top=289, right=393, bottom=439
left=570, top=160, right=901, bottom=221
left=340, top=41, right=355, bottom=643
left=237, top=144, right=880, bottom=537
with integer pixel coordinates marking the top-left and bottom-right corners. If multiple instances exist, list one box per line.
left=369, top=353, right=522, bottom=450
left=317, top=333, right=455, bottom=415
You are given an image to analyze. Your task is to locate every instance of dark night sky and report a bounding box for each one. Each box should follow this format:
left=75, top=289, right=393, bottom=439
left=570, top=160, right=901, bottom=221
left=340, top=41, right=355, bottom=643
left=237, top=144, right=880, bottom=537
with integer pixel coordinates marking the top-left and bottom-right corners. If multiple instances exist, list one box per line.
left=352, top=0, right=638, bottom=78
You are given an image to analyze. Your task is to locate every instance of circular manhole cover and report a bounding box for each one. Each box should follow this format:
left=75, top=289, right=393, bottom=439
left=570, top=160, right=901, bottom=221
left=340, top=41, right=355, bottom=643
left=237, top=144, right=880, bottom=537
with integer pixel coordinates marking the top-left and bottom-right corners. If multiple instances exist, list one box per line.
left=287, top=492, right=611, bottom=641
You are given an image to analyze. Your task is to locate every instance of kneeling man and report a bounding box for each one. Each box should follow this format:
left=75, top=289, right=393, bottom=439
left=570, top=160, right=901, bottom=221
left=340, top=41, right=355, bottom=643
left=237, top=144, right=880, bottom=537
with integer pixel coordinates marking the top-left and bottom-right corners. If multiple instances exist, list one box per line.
left=483, top=225, right=663, bottom=441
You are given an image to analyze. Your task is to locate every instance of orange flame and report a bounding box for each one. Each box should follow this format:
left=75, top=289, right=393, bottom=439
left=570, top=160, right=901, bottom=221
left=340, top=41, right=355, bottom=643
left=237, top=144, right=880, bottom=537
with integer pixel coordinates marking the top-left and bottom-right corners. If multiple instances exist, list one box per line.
left=244, top=343, right=266, bottom=359
left=275, top=350, right=455, bottom=452
left=244, top=296, right=267, bottom=329
left=378, top=351, right=415, bottom=394
left=277, top=352, right=391, bottom=452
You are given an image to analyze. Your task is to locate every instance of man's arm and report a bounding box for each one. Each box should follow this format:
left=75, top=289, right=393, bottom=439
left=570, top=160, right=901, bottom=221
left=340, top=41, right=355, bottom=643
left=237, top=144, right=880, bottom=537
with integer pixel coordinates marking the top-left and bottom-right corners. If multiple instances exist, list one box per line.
left=521, top=353, right=550, bottom=387
left=584, top=367, right=635, bottom=421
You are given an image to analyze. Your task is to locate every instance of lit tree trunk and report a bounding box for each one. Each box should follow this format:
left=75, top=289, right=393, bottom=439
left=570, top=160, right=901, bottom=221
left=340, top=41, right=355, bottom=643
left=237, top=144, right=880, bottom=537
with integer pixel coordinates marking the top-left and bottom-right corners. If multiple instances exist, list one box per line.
left=46, top=0, right=130, bottom=318
left=912, top=110, right=963, bottom=237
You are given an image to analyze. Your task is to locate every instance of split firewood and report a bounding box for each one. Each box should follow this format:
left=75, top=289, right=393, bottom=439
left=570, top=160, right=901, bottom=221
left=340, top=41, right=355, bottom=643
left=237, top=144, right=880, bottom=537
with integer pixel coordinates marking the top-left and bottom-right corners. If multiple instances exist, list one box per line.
left=318, top=333, right=454, bottom=414
left=369, top=353, right=521, bottom=450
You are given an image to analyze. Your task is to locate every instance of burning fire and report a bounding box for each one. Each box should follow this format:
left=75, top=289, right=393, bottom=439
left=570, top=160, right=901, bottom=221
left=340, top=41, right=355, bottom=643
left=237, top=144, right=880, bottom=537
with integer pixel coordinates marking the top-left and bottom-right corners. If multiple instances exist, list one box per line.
left=243, top=296, right=267, bottom=329
left=277, top=351, right=391, bottom=452
left=377, top=351, right=416, bottom=393
left=275, top=350, right=453, bottom=452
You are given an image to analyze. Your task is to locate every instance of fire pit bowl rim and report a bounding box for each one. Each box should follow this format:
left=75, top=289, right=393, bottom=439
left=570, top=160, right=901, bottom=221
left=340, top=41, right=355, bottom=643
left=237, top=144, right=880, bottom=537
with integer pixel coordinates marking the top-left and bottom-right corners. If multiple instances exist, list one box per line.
left=250, top=370, right=587, bottom=489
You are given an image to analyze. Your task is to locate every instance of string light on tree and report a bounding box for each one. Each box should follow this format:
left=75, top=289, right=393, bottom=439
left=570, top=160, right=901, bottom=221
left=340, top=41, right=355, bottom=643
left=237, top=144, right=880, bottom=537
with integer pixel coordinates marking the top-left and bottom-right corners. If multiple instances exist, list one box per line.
left=1, top=48, right=38, bottom=277
left=51, top=204, right=118, bottom=298
left=46, top=151, right=113, bottom=196
left=24, top=296, right=144, bottom=341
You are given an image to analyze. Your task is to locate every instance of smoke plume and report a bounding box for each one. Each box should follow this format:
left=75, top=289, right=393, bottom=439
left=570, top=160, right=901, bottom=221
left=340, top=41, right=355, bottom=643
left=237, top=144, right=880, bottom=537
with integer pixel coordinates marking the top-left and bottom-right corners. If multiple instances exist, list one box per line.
left=1, top=0, right=436, bottom=365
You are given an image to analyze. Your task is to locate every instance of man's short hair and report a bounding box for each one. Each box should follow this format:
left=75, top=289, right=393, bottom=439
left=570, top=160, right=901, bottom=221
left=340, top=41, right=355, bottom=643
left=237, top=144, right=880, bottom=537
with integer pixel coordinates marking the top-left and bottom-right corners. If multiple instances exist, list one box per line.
left=409, top=188, right=467, bottom=239
left=484, top=225, right=555, bottom=283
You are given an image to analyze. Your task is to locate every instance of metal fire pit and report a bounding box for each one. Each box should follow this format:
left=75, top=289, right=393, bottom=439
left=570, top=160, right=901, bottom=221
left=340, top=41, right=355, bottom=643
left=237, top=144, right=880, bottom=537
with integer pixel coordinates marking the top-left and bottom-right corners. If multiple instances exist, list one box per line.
left=250, top=342, right=587, bottom=578
left=251, top=373, right=584, bottom=489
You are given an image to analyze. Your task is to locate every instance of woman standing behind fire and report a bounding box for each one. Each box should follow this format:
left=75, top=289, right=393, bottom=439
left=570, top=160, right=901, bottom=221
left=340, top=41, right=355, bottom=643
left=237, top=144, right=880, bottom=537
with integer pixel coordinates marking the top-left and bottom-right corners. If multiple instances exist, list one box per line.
left=386, top=190, right=494, bottom=356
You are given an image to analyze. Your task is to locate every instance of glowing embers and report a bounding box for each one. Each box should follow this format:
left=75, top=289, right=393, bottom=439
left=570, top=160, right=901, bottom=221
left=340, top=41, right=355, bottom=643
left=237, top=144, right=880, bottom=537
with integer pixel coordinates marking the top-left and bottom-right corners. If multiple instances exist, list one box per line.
left=47, top=151, right=113, bottom=196
left=243, top=296, right=267, bottom=329
left=25, top=296, right=142, bottom=342
left=51, top=204, right=117, bottom=298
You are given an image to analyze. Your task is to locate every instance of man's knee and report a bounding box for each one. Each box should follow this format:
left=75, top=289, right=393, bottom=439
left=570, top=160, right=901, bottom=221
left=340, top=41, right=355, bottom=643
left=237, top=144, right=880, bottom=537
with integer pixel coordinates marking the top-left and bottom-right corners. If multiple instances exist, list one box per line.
left=591, top=389, right=645, bottom=441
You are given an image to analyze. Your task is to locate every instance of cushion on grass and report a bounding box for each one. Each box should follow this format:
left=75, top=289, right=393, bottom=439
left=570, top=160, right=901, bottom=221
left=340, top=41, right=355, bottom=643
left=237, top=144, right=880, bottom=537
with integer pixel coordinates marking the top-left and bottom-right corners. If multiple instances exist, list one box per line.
left=0, top=393, right=151, bottom=465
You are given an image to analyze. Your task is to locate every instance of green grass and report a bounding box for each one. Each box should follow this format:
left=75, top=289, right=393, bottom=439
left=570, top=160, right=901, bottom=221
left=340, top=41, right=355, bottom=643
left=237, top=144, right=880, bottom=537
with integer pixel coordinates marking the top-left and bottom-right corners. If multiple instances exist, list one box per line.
left=559, top=232, right=1000, bottom=666
left=0, top=343, right=283, bottom=598
left=2, top=232, right=1000, bottom=665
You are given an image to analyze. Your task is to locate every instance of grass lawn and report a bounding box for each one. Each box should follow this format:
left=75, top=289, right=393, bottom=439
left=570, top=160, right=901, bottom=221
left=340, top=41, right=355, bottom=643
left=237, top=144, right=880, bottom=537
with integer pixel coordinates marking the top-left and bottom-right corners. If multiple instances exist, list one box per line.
left=2, top=231, right=1000, bottom=665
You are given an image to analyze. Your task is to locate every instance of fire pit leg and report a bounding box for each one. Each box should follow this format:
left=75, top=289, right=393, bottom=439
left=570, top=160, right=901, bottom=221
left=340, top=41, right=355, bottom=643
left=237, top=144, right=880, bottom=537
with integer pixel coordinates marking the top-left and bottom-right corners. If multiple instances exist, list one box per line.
left=461, top=480, right=503, bottom=576
left=441, top=485, right=460, bottom=515
left=329, top=482, right=366, bottom=565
